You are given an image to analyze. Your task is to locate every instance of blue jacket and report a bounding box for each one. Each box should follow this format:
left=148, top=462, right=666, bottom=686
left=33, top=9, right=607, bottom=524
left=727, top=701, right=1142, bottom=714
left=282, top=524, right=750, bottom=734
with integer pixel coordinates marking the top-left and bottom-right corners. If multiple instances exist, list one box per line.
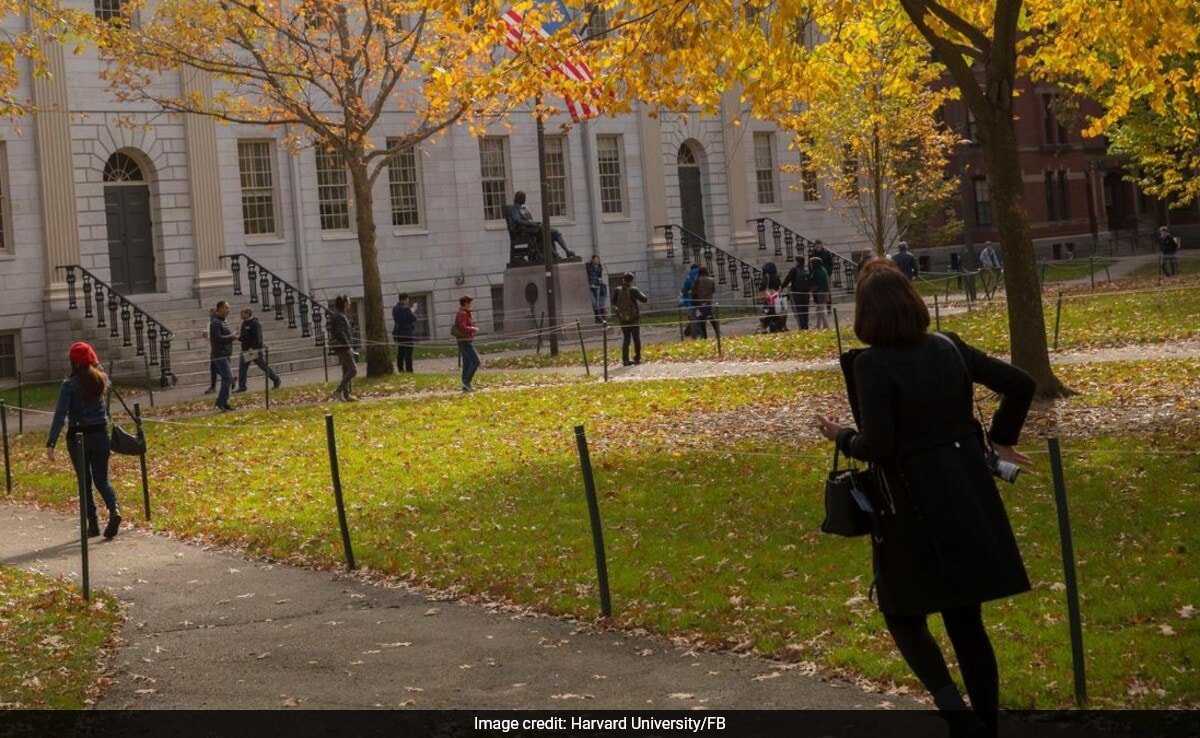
left=892, top=251, right=919, bottom=279
left=46, top=376, right=109, bottom=449
left=210, top=314, right=235, bottom=358
left=392, top=303, right=417, bottom=338
left=680, top=266, right=699, bottom=308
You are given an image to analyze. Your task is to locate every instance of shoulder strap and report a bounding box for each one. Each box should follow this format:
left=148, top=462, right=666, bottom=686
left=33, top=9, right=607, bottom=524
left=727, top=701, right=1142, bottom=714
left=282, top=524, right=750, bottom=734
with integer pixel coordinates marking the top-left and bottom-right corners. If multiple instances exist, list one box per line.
left=933, top=332, right=990, bottom=442
left=105, top=378, right=138, bottom=424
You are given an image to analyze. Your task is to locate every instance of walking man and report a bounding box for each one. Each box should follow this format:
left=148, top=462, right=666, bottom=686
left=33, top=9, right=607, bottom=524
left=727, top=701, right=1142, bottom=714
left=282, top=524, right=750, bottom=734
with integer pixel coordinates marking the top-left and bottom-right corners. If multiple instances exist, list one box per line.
left=979, top=241, right=1001, bottom=297
left=891, top=242, right=919, bottom=280
left=613, top=272, right=648, bottom=365
left=209, top=301, right=236, bottom=411
left=781, top=254, right=813, bottom=330
left=1159, top=226, right=1180, bottom=278
left=234, top=308, right=281, bottom=393
left=392, top=293, right=417, bottom=373
left=690, top=266, right=718, bottom=340
left=328, top=295, right=358, bottom=402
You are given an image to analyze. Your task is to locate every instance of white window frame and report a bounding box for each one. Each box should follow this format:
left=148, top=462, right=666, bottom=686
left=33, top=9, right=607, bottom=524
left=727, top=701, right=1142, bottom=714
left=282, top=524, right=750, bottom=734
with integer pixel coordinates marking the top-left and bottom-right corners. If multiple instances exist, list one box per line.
left=0, top=142, right=12, bottom=256
left=0, top=330, right=19, bottom=380
left=544, top=134, right=572, bottom=221
left=753, top=132, right=778, bottom=207
left=237, top=139, right=281, bottom=239
left=386, top=139, right=425, bottom=229
left=596, top=134, right=627, bottom=216
left=799, top=149, right=820, bottom=203
left=315, top=147, right=351, bottom=232
left=479, top=136, right=511, bottom=223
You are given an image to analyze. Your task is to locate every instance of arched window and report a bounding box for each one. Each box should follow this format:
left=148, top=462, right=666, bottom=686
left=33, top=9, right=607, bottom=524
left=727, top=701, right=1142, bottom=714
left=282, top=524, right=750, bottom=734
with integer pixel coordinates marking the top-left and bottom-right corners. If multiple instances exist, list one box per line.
left=677, top=143, right=697, bottom=166
left=104, top=152, right=145, bottom=183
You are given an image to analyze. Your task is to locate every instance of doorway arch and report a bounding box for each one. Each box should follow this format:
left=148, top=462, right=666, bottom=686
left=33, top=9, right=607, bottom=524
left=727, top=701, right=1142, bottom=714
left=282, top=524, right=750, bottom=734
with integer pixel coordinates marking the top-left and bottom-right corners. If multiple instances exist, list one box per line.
left=103, top=151, right=157, bottom=294
left=676, top=141, right=707, bottom=239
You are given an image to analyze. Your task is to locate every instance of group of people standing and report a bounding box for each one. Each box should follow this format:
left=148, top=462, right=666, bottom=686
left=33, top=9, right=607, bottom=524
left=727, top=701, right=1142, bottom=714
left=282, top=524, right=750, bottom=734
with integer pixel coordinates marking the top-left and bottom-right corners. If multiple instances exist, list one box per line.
left=203, top=301, right=283, bottom=412
left=758, top=240, right=835, bottom=333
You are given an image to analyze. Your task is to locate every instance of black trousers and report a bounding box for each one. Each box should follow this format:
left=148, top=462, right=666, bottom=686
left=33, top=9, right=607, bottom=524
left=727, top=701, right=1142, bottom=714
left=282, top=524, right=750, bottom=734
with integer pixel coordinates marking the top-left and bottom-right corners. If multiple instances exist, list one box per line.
left=621, top=325, right=641, bottom=363
left=790, top=292, right=810, bottom=330
left=395, top=339, right=414, bottom=372
left=883, top=604, right=998, bottom=726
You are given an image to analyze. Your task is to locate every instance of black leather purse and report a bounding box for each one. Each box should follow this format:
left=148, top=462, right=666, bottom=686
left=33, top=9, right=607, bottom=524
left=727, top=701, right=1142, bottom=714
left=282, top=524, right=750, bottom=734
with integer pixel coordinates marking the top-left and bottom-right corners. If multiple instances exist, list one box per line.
left=106, top=382, right=146, bottom=456
left=821, top=447, right=876, bottom=538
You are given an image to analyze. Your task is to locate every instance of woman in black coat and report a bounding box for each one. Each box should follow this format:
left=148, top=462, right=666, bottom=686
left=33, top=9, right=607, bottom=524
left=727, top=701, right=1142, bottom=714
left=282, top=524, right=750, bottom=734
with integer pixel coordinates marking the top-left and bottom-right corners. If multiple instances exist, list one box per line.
left=816, top=259, right=1035, bottom=737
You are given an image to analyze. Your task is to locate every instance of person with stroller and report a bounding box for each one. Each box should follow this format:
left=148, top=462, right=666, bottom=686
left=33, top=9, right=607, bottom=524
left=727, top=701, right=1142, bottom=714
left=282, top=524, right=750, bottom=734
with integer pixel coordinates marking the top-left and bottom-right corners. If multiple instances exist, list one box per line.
left=781, top=254, right=813, bottom=330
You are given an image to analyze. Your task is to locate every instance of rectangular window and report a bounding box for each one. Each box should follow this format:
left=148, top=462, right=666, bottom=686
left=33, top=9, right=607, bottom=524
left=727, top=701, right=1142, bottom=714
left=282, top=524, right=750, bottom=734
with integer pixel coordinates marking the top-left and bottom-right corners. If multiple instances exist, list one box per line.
left=490, top=285, right=505, bottom=333
left=1057, top=169, right=1070, bottom=220
left=0, top=332, right=17, bottom=380
left=800, top=150, right=819, bottom=202
left=0, top=142, right=11, bottom=254
left=842, top=145, right=859, bottom=198
left=584, top=3, right=608, bottom=37
left=315, top=148, right=350, bottom=231
left=237, top=140, right=278, bottom=237
left=1042, top=93, right=1068, bottom=145
left=753, top=132, right=777, bottom=206
left=965, top=109, right=978, bottom=143
left=386, top=140, right=424, bottom=228
left=544, top=135, right=571, bottom=219
left=1045, top=171, right=1057, bottom=220
left=596, top=134, right=626, bottom=215
left=973, top=176, right=992, bottom=227
left=94, top=0, right=122, bottom=21
left=479, top=137, right=510, bottom=222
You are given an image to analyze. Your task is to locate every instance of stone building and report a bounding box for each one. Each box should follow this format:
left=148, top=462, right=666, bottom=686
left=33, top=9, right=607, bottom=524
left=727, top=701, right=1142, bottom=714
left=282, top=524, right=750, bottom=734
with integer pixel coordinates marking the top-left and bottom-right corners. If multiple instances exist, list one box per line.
left=0, top=2, right=865, bottom=384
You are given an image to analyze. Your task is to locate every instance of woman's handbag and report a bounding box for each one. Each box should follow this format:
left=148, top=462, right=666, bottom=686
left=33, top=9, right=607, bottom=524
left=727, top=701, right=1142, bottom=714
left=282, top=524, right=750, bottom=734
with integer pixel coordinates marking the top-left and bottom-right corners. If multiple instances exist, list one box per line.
left=821, top=447, right=876, bottom=538
left=110, top=424, right=145, bottom=456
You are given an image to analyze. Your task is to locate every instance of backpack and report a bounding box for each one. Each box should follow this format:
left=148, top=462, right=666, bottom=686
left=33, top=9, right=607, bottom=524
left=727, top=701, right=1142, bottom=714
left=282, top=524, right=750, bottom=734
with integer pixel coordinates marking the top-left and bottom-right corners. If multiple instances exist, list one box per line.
left=450, top=321, right=466, bottom=339
left=614, top=286, right=638, bottom=323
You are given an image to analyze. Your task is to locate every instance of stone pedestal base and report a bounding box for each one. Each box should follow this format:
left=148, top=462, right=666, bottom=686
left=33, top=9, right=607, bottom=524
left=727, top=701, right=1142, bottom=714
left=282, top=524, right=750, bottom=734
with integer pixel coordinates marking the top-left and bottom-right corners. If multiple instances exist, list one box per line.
left=503, top=261, right=594, bottom=335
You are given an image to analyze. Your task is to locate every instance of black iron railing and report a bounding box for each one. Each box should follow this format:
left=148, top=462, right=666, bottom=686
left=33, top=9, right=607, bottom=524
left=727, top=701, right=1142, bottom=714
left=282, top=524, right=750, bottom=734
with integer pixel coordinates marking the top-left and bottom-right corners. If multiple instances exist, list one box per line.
left=57, top=265, right=177, bottom=386
left=221, top=254, right=328, bottom=348
left=750, top=217, right=857, bottom=292
left=655, top=224, right=764, bottom=299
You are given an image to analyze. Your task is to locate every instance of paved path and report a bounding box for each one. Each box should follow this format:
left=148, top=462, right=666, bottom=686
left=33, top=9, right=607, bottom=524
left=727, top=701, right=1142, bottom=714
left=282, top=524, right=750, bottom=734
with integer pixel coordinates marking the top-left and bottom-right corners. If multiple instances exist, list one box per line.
left=0, top=504, right=918, bottom=711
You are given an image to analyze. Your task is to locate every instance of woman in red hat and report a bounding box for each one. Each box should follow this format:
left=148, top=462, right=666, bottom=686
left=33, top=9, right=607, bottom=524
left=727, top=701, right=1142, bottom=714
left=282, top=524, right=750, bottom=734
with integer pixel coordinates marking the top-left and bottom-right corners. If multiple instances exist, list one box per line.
left=45, top=342, right=122, bottom=539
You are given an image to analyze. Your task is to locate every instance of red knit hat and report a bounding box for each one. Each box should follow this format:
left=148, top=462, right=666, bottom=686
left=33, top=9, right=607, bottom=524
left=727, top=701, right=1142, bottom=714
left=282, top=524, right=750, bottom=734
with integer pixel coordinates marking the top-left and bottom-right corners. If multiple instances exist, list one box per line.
left=68, top=342, right=99, bottom=368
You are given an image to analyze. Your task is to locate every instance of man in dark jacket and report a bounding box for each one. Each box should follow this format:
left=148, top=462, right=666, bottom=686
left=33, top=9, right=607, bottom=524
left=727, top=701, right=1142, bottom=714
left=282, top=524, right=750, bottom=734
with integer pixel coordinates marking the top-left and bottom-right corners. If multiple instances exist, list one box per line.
left=392, top=293, right=417, bottom=373
left=234, top=308, right=281, bottom=393
left=689, top=266, right=718, bottom=339
left=891, top=242, right=919, bottom=280
left=612, top=272, right=648, bottom=365
left=209, top=301, right=236, bottom=411
left=328, top=295, right=358, bottom=401
left=810, top=239, right=834, bottom=275
left=781, top=254, right=813, bottom=330
left=1159, top=226, right=1180, bottom=277
left=506, top=191, right=575, bottom=261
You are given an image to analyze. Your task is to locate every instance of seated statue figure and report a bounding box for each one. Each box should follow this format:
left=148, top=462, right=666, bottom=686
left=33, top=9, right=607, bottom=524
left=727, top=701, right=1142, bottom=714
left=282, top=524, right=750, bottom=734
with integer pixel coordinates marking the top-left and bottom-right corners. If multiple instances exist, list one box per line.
left=504, top=191, right=576, bottom=263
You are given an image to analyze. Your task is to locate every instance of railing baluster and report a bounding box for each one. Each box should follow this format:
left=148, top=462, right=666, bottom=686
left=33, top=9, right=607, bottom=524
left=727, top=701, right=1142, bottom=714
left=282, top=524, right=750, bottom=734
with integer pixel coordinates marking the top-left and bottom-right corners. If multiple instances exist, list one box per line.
left=715, top=251, right=727, bottom=285
left=785, top=231, right=794, bottom=261
left=83, top=275, right=93, bottom=318
left=66, top=267, right=77, bottom=309
left=680, top=231, right=691, bottom=265
left=663, top=226, right=674, bottom=259
left=299, top=296, right=311, bottom=338
left=159, top=333, right=173, bottom=385
left=312, top=305, right=326, bottom=347
left=259, top=270, right=271, bottom=311
left=756, top=219, right=766, bottom=250
left=741, top=264, right=752, bottom=298
left=272, top=278, right=284, bottom=321
left=120, top=301, right=132, bottom=347
left=230, top=255, right=243, bottom=296
left=772, top=222, right=782, bottom=256
left=134, top=310, right=145, bottom=356
left=285, top=287, right=296, bottom=329
left=147, top=324, right=159, bottom=366
left=703, top=247, right=713, bottom=274
left=247, top=263, right=259, bottom=304
left=94, top=285, right=106, bottom=329
left=107, top=292, right=119, bottom=338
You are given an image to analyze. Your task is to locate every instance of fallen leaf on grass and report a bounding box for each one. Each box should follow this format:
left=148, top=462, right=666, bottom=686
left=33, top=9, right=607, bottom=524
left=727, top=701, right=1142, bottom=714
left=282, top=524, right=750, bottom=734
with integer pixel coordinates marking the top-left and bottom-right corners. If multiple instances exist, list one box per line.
left=550, top=693, right=595, bottom=700
left=1178, top=605, right=1195, bottom=619
left=668, top=693, right=694, bottom=700
left=751, top=672, right=781, bottom=682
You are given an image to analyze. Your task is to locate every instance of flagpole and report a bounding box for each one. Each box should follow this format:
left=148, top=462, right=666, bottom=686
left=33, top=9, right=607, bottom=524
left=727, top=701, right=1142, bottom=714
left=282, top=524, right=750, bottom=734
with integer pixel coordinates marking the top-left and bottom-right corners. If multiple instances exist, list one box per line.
left=536, top=96, right=560, bottom=356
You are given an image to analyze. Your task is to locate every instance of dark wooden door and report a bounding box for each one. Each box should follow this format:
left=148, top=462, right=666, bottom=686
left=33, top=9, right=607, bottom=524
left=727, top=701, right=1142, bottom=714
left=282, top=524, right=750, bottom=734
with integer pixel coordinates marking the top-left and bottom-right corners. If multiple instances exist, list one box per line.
left=105, top=185, right=156, bottom=294
left=678, top=165, right=706, bottom=239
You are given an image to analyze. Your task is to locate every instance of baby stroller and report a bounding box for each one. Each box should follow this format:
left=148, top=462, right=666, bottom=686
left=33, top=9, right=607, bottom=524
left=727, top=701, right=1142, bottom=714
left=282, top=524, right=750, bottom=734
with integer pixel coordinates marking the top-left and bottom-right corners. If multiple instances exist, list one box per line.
left=757, top=289, right=789, bottom=333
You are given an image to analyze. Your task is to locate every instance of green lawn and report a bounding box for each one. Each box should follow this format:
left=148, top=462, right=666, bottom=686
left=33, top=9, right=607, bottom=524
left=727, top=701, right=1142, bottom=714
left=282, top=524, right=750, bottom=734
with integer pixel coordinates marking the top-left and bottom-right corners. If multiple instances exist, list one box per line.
left=1039, top=259, right=1115, bottom=284
left=7, top=361, right=1198, bottom=708
left=1129, top=257, right=1200, bottom=279
left=0, top=381, right=62, bottom=412
left=0, top=566, right=122, bottom=708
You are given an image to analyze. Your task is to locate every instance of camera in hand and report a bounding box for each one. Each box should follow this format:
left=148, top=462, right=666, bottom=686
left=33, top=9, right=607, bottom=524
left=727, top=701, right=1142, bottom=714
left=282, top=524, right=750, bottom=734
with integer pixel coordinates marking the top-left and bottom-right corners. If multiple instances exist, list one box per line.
left=986, top=450, right=1020, bottom=484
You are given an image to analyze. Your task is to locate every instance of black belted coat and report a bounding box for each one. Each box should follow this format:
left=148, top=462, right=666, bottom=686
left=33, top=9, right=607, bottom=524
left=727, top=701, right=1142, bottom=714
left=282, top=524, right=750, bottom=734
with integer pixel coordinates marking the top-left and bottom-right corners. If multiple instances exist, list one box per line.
left=835, top=332, right=1036, bottom=616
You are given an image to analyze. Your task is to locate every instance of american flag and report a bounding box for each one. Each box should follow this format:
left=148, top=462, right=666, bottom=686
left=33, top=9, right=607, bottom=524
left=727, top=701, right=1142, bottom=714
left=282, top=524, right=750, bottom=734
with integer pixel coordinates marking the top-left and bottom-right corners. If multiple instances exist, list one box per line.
left=502, top=2, right=600, bottom=122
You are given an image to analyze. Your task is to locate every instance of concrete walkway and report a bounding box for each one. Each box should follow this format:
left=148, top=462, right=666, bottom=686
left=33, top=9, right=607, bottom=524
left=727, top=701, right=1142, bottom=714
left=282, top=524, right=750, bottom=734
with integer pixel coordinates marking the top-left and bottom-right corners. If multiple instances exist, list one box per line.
left=0, top=504, right=918, bottom=711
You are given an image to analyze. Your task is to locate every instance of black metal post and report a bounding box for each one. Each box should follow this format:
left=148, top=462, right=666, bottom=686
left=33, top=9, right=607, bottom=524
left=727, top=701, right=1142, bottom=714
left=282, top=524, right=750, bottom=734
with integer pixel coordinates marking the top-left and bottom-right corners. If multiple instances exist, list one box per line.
left=1047, top=436, right=1087, bottom=708
left=325, top=414, right=356, bottom=571
left=714, top=302, right=723, bottom=358
left=832, top=306, right=843, bottom=356
left=934, top=294, right=942, bottom=332
left=264, top=347, right=271, bottom=411
left=134, top=403, right=150, bottom=521
left=142, top=352, right=155, bottom=408
left=573, top=425, right=611, bottom=619
left=1089, top=256, right=1096, bottom=290
left=322, top=348, right=329, bottom=384
left=1054, top=292, right=1064, bottom=350
left=1, top=400, right=10, bottom=495
left=679, top=308, right=685, bottom=341
left=535, top=103, right=560, bottom=356
left=601, top=321, right=608, bottom=382
left=17, top=372, right=23, bottom=434
left=74, top=434, right=90, bottom=601
left=575, top=321, right=590, bottom=377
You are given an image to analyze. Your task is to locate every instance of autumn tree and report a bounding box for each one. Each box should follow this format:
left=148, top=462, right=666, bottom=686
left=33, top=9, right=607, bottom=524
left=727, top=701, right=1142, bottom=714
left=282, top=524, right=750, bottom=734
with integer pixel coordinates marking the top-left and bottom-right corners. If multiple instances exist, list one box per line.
left=588, top=0, right=1199, bottom=398
left=0, top=1, right=71, bottom=115
left=84, top=0, right=534, bottom=377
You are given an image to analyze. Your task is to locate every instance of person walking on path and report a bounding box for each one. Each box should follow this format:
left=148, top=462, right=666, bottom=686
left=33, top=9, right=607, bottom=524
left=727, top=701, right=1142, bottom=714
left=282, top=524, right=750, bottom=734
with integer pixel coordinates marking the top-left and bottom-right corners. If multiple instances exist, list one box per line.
left=979, top=242, right=1001, bottom=297
left=586, top=256, right=608, bottom=324
left=809, top=257, right=831, bottom=330
left=201, top=307, right=219, bottom=395
left=781, top=254, right=813, bottom=331
left=234, top=308, right=281, bottom=394
left=892, top=241, right=919, bottom=280
left=613, top=272, right=648, bottom=366
left=679, top=264, right=700, bottom=337
left=209, top=301, right=237, bottom=412
left=690, top=266, right=718, bottom=340
left=453, top=296, right=480, bottom=392
left=392, top=293, right=417, bottom=373
left=328, top=296, right=358, bottom=402
left=45, top=342, right=122, bottom=539
left=1158, top=226, right=1180, bottom=278
left=816, top=259, right=1035, bottom=738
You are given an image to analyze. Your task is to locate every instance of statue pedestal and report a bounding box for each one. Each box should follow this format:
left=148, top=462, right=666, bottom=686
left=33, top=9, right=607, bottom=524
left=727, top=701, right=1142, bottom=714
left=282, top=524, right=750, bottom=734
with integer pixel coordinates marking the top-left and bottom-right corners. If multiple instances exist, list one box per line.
left=503, top=260, right=594, bottom=336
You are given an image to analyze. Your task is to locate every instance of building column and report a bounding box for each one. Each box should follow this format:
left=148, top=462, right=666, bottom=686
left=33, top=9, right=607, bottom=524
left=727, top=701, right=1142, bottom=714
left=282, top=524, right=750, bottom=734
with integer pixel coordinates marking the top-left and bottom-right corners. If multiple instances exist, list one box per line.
left=720, top=91, right=758, bottom=252
left=636, top=101, right=669, bottom=255
left=180, top=69, right=229, bottom=293
left=30, top=11, right=79, bottom=299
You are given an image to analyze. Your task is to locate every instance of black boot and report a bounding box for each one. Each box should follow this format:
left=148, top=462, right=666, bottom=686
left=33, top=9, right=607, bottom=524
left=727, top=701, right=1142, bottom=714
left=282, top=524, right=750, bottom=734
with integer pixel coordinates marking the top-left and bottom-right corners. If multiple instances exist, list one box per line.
left=103, top=511, right=122, bottom=540
left=934, top=685, right=987, bottom=738
left=87, top=513, right=100, bottom=538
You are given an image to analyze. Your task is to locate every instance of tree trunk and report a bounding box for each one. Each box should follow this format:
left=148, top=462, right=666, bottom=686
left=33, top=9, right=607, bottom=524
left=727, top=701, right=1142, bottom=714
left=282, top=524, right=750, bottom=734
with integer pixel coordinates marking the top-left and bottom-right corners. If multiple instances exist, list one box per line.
left=980, top=116, right=1074, bottom=398
left=350, top=162, right=392, bottom=377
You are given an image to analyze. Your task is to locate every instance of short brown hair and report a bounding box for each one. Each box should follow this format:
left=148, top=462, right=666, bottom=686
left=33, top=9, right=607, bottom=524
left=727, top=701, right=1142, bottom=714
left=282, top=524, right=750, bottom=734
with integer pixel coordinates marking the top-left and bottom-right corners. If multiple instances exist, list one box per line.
left=853, top=259, right=929, bottom=347
left=459, top=295, right=473, bottom=306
